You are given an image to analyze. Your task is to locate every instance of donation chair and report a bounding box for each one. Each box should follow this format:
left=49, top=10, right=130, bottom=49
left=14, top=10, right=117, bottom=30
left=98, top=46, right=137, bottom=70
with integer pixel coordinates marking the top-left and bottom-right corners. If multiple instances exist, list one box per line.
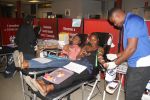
left=19, top=34, right=89, bottom=100
left=82, top=32, right=113, bottom=100
left=18, top=32, right=112, bottom=100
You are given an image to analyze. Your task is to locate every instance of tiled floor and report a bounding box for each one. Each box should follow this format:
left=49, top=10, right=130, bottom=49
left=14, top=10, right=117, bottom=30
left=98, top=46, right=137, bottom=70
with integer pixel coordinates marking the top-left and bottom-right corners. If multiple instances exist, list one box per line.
left=0, top=72, right=125, bottom=100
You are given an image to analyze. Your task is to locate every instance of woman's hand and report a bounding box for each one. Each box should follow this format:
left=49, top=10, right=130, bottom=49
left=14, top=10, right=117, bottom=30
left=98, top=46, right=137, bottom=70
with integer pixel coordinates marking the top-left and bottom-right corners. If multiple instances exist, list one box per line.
left=98, top=55, right=105, bottom=64
left=79, top=49, right=88, bottom=57
left=63, top=45, right=70, bottom=53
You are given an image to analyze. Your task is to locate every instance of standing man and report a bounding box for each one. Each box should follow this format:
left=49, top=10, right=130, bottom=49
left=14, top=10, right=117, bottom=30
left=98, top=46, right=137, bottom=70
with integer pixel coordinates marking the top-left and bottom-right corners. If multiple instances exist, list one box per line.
left=103, top=7, right=150, bottom=100
left=15, top=15, right=36, bottom=60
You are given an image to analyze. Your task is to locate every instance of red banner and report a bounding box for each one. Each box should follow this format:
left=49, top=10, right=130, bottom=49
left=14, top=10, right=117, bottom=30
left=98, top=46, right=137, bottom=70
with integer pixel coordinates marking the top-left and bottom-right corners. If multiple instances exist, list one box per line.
left=146, top=21, right=150, bottom=36
left=33, top=18, right=39, bottom=26
left=84, top=19, right=120, bottom=53
left=58, top=18, right=83, bottom=34
left=0, top=18, right=23, bottom=45
left=39, top=18, right=57, bottom=39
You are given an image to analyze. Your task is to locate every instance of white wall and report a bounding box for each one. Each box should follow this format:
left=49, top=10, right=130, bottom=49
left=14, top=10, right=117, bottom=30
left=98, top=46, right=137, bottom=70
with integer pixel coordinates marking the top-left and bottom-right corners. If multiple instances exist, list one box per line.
left=82, top=0, right=102, bottom=18
left=20, top=0, right=149, bottom=18
left=21, top=4, right=31, bottom=16
left=37, top=8, right=52, bottom=18
left=122, top=0, right=150, bottom=17
left=52, top=0, right=102, bottom=18
left=101, top=0, right=115, bottom=18
left=52, top=0, right=82, bottom=18
left=20, top=0, right=107, bottom=18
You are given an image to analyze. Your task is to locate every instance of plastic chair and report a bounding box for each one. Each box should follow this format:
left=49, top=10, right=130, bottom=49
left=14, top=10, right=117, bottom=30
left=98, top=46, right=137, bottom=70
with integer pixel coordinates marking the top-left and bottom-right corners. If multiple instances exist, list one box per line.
left=82, top=32, right=113, bottom=100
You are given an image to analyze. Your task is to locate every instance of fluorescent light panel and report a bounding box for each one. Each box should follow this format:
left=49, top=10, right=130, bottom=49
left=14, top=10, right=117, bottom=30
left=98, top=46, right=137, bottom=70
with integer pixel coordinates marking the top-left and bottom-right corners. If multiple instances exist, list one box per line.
left=28, top=0, right=40, bottom=3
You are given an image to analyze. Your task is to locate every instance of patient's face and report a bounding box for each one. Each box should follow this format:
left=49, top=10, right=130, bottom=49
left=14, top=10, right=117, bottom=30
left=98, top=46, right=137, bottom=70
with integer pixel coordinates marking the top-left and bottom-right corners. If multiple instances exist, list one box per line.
left=89, top=35, right=99, bottom=46
left=72, top=36, right=81, bottom=45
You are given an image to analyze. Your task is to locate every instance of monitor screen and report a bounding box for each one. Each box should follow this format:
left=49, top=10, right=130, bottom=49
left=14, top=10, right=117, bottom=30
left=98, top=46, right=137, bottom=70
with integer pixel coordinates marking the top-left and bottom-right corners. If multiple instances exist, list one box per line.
left=72, top=19, right=81, bottom=27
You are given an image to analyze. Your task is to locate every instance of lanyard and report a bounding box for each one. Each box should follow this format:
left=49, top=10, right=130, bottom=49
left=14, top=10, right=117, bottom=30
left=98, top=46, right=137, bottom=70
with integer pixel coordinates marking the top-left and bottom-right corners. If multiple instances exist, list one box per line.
left=95, top=52, right=98, bottom=67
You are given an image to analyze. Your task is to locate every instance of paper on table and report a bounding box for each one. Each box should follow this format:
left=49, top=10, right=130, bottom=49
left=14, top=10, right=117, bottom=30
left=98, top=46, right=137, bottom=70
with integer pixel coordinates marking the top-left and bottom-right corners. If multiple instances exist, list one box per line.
left=32, top=57, right=52, bottom=64
left=63, top=62, right=87, bottom=74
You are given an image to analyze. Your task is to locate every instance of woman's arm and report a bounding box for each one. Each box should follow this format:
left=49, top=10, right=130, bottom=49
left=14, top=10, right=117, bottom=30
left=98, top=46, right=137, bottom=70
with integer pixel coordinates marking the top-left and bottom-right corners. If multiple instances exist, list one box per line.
left=76, top=46, right=88, bottom=59
left=61, top=44, right=70, bottom=55
left=97, top=47, right=105, bottom=64
left=98, top=47, right=104, bottom=56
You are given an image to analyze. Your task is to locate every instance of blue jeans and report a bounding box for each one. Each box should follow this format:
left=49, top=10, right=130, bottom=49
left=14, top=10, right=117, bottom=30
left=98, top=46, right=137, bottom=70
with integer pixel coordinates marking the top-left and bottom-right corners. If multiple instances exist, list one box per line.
left=24, top=53, right=35, bottom=60
left=29, top=58, right=70, bottom=69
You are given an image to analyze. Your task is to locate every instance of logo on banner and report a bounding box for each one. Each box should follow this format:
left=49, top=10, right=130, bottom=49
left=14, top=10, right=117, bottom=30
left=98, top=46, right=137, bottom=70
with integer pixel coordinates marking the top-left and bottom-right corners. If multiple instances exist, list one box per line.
left=4, top=24, right=19, bottom=31
left=63, top=27, right=75, bottom=32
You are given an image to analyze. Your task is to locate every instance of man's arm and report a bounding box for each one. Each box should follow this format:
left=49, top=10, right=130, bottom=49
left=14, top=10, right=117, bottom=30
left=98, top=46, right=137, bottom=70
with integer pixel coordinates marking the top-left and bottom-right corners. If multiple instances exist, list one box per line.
left=117, top=51, right=123, bottom=58
left=115, top=38, right=138, bottom=65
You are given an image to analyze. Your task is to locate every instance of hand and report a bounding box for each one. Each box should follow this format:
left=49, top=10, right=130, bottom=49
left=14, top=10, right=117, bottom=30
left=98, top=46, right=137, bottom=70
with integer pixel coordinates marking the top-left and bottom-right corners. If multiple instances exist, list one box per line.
left=103, top=62, right=117, bottom=69
left=81, top=50, right=88, bottom=56
left=98, top=55, right=105, bottom=64
left=63, top=45, right=70, bottom=52
left=117, top=52, right=123, bottom=58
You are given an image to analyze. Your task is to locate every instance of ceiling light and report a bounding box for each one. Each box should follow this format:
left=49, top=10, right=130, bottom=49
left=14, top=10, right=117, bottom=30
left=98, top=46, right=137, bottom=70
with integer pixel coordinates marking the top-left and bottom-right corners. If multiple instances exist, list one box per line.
left=7, top=4, right=14, bottom=7
left=28, top=0, right=40, bottom=3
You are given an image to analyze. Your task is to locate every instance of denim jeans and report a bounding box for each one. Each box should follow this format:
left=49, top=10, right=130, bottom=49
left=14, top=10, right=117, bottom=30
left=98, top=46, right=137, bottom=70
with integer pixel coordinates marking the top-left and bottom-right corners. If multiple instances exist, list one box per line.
left=29, top=58, right=70, bottom=69
left=24, top=53, right=35, bottom=60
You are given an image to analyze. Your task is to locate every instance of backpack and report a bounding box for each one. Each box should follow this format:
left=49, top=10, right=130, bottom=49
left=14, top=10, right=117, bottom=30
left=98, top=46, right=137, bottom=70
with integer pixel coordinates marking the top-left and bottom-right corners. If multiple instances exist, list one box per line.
left=3, top=54, right=16, bottom=78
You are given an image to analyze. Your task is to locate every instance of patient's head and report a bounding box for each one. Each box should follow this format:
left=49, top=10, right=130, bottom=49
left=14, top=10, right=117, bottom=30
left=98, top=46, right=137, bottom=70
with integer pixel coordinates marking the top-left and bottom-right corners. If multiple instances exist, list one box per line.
left=89, top=33, right=99, bottom=47
left=72, top=35, right=81, bottom=46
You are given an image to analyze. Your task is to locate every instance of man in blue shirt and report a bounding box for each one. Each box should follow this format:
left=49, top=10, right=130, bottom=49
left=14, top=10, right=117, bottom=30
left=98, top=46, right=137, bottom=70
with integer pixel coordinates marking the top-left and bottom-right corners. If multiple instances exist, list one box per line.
left=105, top=7, right=150, bottom=100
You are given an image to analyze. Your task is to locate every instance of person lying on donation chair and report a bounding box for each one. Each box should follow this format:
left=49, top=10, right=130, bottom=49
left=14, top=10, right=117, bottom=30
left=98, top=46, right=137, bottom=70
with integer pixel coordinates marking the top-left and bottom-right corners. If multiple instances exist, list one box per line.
left=13, top=34, right=86, bottom=69
left=21, top=33, right=105, bottom=96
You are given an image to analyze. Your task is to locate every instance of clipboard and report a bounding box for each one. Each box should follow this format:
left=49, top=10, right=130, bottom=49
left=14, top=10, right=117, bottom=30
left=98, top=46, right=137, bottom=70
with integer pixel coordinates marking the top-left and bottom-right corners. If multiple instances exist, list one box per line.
left=43, top=68, right=74, bottom=84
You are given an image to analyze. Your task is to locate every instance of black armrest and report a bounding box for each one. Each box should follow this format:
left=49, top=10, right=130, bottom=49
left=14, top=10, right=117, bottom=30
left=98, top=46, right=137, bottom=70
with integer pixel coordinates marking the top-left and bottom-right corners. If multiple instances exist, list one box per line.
left=19, top=67, right=57, bottom=77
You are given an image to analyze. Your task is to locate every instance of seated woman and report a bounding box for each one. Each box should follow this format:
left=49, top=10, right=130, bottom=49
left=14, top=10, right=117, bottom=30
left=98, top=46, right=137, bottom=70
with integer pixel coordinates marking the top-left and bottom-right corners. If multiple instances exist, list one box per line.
left=13, top=34, right=83, bottom=69
left=29, top=32, right=104, bottom=96
left=60, top=34, right=82, bottom=61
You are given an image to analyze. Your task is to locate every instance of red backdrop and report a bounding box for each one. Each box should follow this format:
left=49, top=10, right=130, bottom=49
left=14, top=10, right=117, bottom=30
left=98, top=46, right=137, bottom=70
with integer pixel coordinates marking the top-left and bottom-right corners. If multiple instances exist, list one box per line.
left=58, top=18, right=83, bottom=34
left=0, top=18, right=23, bottom=45
left=146, top=21, right=150, bottom=36
left=38, top=18, right=57, bottom=39
left=84, top=19, right=120, bottom=53
left=0, top=18, right=150, bottom=47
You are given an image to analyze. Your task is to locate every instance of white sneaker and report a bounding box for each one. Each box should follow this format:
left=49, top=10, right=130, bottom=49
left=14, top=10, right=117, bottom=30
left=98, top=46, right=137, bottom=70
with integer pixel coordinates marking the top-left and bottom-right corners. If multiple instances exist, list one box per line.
left=18, top=52, right=24, bottom=68
left=106, top=80, right=119, bottom=94
left=31, top=79, right=47, bottom=96
left=13, top=50, right=20, bottom=68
